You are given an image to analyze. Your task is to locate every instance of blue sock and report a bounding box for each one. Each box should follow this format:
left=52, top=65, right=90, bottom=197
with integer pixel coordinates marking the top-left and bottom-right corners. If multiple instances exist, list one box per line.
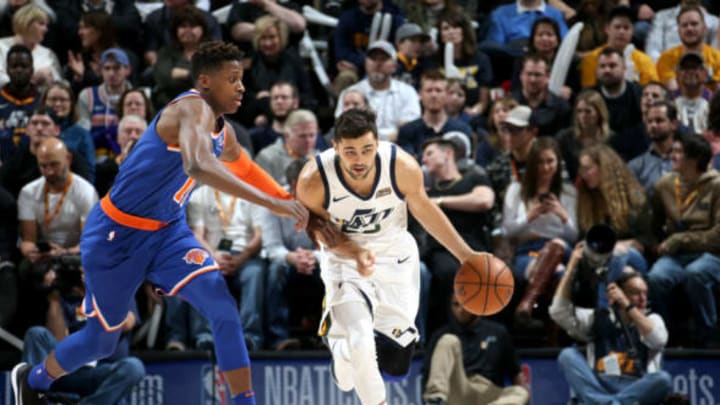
left=232, top=390, right=255, bottom=405
left=27, top=363, right=56, bottom=391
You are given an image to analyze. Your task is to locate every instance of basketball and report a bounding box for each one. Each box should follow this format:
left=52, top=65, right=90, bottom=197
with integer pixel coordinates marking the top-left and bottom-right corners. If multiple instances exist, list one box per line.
left=454, top=253, right=514, bottom=316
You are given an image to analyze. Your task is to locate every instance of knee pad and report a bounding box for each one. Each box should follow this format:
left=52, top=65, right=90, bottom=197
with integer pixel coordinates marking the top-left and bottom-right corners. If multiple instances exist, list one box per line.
left=375, top=333, right=415, bottom=380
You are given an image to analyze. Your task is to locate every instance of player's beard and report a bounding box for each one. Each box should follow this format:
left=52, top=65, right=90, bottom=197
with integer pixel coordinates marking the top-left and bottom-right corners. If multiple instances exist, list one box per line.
left=342, top=161, right=375, bottom=181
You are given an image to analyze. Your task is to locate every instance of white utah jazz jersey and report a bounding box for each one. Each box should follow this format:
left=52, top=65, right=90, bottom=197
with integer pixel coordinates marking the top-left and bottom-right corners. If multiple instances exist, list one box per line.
left=316, top=141, right=417, bottom=277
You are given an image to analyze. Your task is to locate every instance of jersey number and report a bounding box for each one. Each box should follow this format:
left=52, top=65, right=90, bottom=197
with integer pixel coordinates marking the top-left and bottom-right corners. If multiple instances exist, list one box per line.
left=173, top=178, right=196, bottom=205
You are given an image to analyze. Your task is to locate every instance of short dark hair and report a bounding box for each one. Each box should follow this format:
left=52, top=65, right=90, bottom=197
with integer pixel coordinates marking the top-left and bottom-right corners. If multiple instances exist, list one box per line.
left=615, top=271, right=647, bottom=291
left=676, top=133, right=712, bottom=172
left=521, top=53, right=550, bottom=73
left=677, top=5, right=705, bottom=23
left=420, top=69, right=446, bottom=87
left=171, top=5, right=209, bottom=46
left=643, top=81, right=671, bottom=102
left=598, top=47, right=624, bottom=61
left=271, top=81, right=299, bottom=99
left=334, top=109, right=378, bottom=141
left=191, top=41, right=243, bottom=83
left=30, top=105, right=56, bottom=120
left=648, top=100, right=678, bottom=121
left=7, top=44, right=32, bottom=64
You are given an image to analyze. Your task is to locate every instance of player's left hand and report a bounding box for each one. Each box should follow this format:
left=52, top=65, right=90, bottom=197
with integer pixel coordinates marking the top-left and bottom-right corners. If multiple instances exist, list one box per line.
left=269, top=198, right=309, bottom=231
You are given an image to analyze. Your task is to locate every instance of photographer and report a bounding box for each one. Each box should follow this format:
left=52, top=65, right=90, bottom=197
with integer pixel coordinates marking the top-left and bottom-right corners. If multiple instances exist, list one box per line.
left=22, top=259, right=145, bottom=403
left=17, top=137, right=98, bottom=329
left=549, top=243, right=672, bottom=405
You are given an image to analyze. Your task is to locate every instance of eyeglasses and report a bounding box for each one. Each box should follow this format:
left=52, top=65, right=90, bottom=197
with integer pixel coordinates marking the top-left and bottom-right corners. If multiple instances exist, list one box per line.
left=47, top=97, right=71, bottom=103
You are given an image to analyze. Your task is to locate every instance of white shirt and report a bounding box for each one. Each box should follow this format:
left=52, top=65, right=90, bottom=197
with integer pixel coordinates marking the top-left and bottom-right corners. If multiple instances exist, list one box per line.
left=0, top=36, right=62, bottom=87
left=186, top=185, right=262, bottom=253
left=335, top=79, right=421, bottom=141
left=502, top=181, right=578, bottom=243
left=646, top=6, right=719, bottom=63
left=517, top=0, right=546, bottom=13
left=549, top=296, right=667, bottom=374
left=18, top=173, right=98, bottom=248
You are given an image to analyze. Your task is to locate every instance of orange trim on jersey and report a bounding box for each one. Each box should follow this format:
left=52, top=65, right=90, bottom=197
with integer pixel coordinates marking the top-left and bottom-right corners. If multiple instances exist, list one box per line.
left=0, top=88, right=36, bottom=105
left=167, top=265, right=219, bottom=296
left=100, top=195, right=169, bottom=231
left=211, top=123, right=225, bottom=139
left=166, top=145, right=181, bottom=152
left=89, top=296, right=126, bottom=332
left=173, top=178, right=196, bottom=204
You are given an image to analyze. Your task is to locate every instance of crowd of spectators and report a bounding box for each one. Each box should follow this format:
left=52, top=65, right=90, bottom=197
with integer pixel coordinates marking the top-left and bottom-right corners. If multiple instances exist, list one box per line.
left=2, top=0, right=720, bottom=402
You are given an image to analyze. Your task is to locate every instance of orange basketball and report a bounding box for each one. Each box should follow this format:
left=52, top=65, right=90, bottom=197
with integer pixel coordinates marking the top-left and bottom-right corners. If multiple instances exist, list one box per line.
left=454, top=253, right=514, bottom=316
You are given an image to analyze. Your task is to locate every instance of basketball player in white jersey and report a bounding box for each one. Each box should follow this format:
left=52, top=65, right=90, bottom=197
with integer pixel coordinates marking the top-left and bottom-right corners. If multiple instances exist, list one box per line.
left=296, top=109, right=481, bottom=405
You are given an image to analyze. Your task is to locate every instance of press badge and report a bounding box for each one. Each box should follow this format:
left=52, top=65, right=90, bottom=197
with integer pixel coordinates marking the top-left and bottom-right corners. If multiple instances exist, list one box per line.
left=602, top=353, right=622, bottom=376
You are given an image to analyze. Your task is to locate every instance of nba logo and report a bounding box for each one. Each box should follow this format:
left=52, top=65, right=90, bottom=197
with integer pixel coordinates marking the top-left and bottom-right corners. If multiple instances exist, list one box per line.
left=202, top=365, right=229, bottom=405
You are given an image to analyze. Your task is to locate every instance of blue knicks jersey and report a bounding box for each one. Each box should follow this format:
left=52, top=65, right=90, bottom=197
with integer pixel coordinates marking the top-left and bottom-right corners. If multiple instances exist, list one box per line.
left=108, top=89, right=227, bottom=224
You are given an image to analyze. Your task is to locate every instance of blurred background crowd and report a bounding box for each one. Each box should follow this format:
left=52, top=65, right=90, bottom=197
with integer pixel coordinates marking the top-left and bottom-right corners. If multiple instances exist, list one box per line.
left=2, top=0, right=720, bottom=401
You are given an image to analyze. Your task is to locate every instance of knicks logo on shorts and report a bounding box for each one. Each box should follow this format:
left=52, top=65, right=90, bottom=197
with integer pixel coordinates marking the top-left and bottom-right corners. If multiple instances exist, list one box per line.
left=183, top=248, right=209, bottom=265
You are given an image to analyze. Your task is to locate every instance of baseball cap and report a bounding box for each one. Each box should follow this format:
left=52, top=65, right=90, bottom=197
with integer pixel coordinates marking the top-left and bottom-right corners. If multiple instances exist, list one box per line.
left=100, top=48, right=130, bottom=66
left=367, top=40, right=397, bottom=62
left=678, top=52, right=705, bottom=69
left=442, top=131, right=471, bottom=159
left=395, top=23, right=431, bottom=43
left=421, top=132, right=471, bottom=159
left=503, top=105, right=533, bottom=128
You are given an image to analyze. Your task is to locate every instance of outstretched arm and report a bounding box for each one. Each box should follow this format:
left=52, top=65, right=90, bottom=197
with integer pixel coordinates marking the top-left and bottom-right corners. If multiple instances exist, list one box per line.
left=295, top=158, right=374, bottom=276
left=177, top=99, right=307, bottom=228
left=395, top=149, right=475, bottom=263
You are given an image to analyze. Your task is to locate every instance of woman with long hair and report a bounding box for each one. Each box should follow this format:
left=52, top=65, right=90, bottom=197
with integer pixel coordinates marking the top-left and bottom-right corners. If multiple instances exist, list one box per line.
left=238, top=14, right=314, bottom=128
left=556, top=89, right=613, bottom=180
left=473, top=96, right=519, bottom=167
left=434, top=9, right=492, bottom=116
left=152, top=5, right=209, bottom=110
left=502, top=137, right=577, bottom=326
left=0, top=3, right=60, bottom=87
left=66, top=11, right=137, bottom=94
left=577, top=144, right=651, bottom=279
left=41, top=80, right=95, bottom=174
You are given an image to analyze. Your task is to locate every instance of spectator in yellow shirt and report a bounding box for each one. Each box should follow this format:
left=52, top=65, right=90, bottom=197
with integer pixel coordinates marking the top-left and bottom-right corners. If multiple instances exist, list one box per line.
left=656, top=5, right=720, bottom=92
left=580, top=6, right=658, bottom=88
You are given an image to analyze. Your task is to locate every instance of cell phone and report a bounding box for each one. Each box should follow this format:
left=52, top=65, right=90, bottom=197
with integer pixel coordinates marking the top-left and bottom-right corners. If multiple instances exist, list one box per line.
left=539, top=192, right=551, bottom=201
left=36, top=240, right=51, bottom=253
left=217, top=238, right=233, bottom=252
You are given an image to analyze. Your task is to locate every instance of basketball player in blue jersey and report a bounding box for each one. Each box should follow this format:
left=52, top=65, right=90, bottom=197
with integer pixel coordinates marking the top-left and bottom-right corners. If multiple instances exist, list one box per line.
left=12, top=41, right=308, bottom=405
left=297, top=109, right=481, bottom=405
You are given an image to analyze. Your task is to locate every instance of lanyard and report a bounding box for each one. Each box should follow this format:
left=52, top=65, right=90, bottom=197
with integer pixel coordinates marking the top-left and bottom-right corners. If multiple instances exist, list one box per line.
left=674, top=176, right=699, bottom=213
left=214, top=190, right=236, bottom=233
left=511, top=158, right=520, bottom=181
left=44, top=174, right=73, bottom=229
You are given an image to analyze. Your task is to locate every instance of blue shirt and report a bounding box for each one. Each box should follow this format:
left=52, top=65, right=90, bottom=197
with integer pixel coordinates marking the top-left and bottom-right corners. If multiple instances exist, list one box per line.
left=488, top=2, right=568, bottom=43
left=629, top=147, right=673, bottom=197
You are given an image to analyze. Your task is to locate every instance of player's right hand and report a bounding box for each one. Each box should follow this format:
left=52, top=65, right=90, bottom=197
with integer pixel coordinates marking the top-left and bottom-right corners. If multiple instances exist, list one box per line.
left=270, top=199, right=309, bottom=230
left=356, top=249, right=375, bottom=278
